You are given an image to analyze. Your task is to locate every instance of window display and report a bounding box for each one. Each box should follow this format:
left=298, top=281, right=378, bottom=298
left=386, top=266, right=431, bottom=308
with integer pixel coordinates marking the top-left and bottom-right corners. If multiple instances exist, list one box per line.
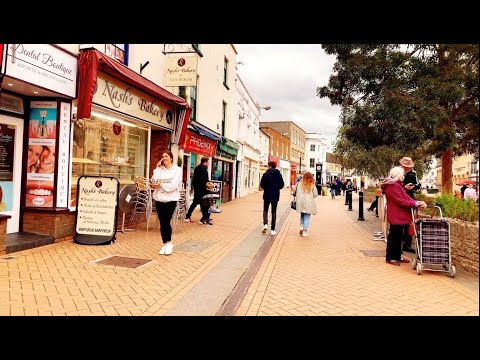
left=70, top=111, right=148, bottom=207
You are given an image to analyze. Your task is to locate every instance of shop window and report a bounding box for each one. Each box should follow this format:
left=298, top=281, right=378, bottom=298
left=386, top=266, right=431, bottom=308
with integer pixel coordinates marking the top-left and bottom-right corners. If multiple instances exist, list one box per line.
left=105, top=44, right=128, bottom=65
left=70, top=110, right=147, bottom=208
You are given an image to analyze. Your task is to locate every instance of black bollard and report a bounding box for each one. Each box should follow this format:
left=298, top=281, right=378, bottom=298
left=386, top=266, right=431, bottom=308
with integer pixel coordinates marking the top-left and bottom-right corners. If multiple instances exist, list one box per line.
left=358, top=191, right=365, bottom=221
left=344, top=189, right=349, bottom=205
left=375, top=195, right=379, bottom=217
left=348, top=189, right=353, bottom=211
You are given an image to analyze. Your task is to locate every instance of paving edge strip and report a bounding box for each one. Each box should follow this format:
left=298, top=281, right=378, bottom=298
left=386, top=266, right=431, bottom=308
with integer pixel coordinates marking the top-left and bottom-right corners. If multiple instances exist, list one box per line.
left=215, top=204, right=292, bottom=316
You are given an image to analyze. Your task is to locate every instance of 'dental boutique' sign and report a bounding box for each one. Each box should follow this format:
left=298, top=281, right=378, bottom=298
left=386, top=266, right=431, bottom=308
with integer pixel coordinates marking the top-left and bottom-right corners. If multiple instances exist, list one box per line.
left=74, top=176, right=119, bottom=245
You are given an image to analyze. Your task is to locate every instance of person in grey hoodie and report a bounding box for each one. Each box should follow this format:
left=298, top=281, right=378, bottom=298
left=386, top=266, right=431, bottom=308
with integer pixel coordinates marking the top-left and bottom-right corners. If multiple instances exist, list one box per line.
left=260, top=161, right=285, bottom=236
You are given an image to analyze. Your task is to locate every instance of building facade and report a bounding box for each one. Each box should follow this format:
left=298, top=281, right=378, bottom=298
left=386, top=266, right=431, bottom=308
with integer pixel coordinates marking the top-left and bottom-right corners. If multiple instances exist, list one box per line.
left=234, top=74, right=261, bottom=198
left=305, top=133, right=327, bottom=184
left=259, top=126, right=290, bottom=186
left=259, top=121, right=305, bottom=187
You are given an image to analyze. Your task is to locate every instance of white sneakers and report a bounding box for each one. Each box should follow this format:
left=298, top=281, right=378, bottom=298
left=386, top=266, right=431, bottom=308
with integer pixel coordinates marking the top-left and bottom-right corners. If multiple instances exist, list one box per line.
left=270, top=230, right=277, bottom=236
left=159, top=242, right=173, bottom=255
left=302, top=231, right=310, bottom=237
left=165, top=242, right=173, bottom=255
left=159, top=244, right=166, bottom=255
left=262, top=224, right=268, bottom=234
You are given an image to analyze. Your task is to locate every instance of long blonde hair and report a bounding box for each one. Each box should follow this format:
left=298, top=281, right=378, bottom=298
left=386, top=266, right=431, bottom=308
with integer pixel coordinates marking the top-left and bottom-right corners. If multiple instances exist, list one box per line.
left=301, top=172, right=315, bottom=193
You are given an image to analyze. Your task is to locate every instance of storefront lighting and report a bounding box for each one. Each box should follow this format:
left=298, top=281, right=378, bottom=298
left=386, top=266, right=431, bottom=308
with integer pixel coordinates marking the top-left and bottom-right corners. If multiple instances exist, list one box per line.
left=7, top=83, right=13, bottom=86
left=90, top=111, right=137, bottom=128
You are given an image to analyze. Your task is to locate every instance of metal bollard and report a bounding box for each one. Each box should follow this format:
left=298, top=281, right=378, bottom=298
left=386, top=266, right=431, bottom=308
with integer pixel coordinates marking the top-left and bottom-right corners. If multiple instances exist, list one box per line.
left=344, top=189, right=349, bottom=205
left=375, top=195, right=379, bottom=217
left=358, top=191, right=365, bottom=221
left=348, top=189, right=353, bottom=211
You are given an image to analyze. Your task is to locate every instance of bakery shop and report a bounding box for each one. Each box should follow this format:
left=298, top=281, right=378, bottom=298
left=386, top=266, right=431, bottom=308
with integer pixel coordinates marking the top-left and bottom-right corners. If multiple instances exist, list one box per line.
left=0, top=45, right=191, bottom=254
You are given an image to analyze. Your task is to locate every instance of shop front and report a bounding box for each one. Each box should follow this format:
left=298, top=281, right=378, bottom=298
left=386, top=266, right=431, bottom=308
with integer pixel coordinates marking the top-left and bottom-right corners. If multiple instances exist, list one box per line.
left=279, top=159, right=291, bottom=189
left=213, top=138, right=239, bottom=203
left=0, top=44, right=78, bottom=242
left=238, top=144, right=260, bottom=197
left=180, top=129, right=217, bottom=201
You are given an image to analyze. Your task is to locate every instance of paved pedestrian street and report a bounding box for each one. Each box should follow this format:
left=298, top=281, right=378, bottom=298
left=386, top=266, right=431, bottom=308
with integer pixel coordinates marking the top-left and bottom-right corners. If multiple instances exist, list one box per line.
left=1, top=190, right=478, bottom=316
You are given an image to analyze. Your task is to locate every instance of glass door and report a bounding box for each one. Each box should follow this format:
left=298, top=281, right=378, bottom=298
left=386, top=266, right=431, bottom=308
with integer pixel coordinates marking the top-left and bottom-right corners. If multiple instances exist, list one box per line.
left=0, top=116, right=23, bottom=233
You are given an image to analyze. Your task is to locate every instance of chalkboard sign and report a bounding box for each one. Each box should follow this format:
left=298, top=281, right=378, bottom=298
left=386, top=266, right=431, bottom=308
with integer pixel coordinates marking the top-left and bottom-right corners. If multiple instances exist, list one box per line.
left=74, top=176, right=119, bottom=245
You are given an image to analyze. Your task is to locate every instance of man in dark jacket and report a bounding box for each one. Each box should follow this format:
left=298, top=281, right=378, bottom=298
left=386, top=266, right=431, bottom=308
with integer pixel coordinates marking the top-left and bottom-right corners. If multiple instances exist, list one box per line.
left=399, top=156, right=421, bottom=252
left=260, top=161, right=285, bottom=236
left=185, top=157, right=210, bottom=223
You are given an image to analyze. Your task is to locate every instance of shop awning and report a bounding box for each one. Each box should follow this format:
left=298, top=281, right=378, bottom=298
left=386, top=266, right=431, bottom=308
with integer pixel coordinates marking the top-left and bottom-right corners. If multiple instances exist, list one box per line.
left=218, top=138, right=239, bottom=156
left=77, top=49, right=191, bottom=144
left=190, top=120, right=222, bottom=141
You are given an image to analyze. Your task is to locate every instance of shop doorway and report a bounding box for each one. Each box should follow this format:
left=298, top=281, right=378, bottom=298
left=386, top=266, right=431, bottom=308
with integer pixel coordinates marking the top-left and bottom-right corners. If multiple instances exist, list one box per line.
left=212, top=158, right=233, bottom=203
left=0, top=116, right=24, bottom=233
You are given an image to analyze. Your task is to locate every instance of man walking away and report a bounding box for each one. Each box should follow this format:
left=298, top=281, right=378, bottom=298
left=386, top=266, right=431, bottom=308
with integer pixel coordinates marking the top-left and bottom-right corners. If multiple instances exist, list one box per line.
left=185, top=157, right=209, bottom=222
left=260, top=161, right=285, bottom=235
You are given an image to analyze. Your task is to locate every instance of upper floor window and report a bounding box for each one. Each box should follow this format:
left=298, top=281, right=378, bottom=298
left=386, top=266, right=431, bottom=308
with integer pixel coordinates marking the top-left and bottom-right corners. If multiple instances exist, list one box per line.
left=190, top=82, right=198, bottom=122
left=310, top=144, right=315, bottom=151
left=105, top=44, right=128, bottom=65
left=224, top=58, right=229, bottom=89
left=222, top=101, right=227, bottom=136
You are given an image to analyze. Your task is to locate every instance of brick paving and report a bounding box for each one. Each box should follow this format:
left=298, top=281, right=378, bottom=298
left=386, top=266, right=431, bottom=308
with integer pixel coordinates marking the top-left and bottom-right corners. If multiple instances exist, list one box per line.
left=0, top=189, right=477, bottom=316
left=235, top=193, right=479, bottom=316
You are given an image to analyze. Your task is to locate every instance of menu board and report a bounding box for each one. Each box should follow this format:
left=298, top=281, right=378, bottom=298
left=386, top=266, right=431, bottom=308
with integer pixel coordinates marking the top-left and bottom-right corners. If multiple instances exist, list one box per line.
left=74, top=176, right=119, bottom=245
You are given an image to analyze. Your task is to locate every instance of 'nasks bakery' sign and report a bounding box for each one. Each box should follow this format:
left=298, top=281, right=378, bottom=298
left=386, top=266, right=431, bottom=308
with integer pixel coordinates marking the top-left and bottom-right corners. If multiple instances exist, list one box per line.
left=92, top=72, right=175, bottom=130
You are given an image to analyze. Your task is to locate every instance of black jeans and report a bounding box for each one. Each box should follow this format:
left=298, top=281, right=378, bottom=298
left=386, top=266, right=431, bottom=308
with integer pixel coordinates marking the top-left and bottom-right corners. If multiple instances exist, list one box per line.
left=155, top=201, right=177, bottom=243
left=386, top=224, right=404, bottom=261
left=263, top=200, right=278, bottom=231
left=185, top=194, right=202, bottom=219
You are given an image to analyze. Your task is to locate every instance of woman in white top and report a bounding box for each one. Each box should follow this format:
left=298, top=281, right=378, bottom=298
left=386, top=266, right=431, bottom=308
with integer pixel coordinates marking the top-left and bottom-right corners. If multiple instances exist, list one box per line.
left=463, top=183, right=478, bottom=202
left=151, top=150, right=182, bottom=255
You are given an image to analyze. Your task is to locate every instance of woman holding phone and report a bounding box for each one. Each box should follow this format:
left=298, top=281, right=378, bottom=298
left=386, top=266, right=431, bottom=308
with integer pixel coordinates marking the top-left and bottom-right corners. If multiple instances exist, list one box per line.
left=151, top=150, right=182, bottom=256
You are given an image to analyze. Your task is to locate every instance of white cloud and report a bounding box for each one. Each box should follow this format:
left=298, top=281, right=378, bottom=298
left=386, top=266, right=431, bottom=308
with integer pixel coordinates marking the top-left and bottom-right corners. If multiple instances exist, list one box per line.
left=236, top=44, right=341, bottom=148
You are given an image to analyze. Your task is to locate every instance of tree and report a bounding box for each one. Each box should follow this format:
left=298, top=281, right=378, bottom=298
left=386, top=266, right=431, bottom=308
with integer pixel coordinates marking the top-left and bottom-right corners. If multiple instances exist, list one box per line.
left=317, top=44, right=479, bottom=193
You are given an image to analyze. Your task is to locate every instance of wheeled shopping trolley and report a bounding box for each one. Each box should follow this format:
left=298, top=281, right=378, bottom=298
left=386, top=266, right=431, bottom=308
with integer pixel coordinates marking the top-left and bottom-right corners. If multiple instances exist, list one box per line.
left=410, top=205, right=456, bottom=277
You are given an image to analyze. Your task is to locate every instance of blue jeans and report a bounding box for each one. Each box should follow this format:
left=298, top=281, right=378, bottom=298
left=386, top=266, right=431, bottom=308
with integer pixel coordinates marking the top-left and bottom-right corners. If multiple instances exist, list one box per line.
left=300, top=213, right=311, bottom=231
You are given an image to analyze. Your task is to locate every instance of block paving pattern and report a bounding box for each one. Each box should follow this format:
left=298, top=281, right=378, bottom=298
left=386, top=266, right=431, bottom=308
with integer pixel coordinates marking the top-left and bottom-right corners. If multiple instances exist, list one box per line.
left=236, top=195, right=479, bottom=316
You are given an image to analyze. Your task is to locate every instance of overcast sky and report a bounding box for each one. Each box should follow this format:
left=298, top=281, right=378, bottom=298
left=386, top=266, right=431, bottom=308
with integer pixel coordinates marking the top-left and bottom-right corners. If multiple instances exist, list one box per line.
left=235, top=44, right=341, bottom=149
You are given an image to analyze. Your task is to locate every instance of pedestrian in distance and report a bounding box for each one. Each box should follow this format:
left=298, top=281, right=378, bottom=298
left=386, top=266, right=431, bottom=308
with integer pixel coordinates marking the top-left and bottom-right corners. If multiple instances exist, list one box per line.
left=260, top=161, right=285, bottom=236
left=399, top=156, right=421, bottom=253
left=460, top=184, right=467, bottom=199
left=381, top=166, right=427, bottom=266
left=200, top=182, right=216, bottom=225
left=185, top=157, right=210, bottom=223
left=294, top=172, right=318, bottom=237
left=463, top=183, right=478, bottom=202
left=151, top=150, right=183, bottom=256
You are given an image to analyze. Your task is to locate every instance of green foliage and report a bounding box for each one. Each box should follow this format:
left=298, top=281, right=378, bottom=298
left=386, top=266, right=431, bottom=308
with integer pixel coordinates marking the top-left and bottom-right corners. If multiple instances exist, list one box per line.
left=318, top=44, right=479, bottom=189
left=430, top=194, right=479, bottom=222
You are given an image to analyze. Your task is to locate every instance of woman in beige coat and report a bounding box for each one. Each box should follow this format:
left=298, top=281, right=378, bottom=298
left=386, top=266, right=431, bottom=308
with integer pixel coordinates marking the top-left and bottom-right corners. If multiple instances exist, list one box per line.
left=293, top=172, right=318, bottom=237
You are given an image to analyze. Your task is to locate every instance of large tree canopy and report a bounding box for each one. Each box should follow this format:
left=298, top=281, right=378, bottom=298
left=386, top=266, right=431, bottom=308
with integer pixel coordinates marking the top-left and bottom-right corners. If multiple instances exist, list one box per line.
left=317, top=44, right=479, bottom=193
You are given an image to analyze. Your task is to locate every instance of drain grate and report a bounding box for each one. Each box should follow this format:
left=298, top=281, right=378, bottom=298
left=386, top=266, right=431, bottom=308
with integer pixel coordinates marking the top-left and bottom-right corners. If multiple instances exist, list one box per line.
left=174, top=240, right=215, bottom=253
left=95, top=255, right=154, bottom=268
left=360, top=249, right=385, bottom=257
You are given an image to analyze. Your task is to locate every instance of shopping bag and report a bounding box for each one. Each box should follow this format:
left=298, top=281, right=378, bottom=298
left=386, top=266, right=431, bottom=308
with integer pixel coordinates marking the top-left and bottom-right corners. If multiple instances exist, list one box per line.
left=407, top=222, right=415, bottom=236
left=290, top=198, right=296, bottom=210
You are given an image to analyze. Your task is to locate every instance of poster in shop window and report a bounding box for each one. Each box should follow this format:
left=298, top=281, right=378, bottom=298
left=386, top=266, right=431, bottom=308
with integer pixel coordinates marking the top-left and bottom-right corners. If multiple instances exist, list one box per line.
left=25, top=101, right=57, bottom=208
left=74, top=176, right=119, bottom=245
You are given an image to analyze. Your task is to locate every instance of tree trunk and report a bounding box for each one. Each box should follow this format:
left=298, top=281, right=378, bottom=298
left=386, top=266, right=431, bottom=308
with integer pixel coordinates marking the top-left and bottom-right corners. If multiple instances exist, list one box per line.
left=441, top=148, right=453, bottom=194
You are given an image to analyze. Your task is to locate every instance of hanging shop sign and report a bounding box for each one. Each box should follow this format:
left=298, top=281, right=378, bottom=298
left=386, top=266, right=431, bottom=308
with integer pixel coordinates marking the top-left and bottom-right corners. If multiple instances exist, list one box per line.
left=92, top=72, right=175, bottom=130
left=4, top=44, right=77, bottom=98
left=165, top=56, right=198, bottom=87
left=180, top=130, right=216, bottom=157
left=74, top=176, right=119, bottom=245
